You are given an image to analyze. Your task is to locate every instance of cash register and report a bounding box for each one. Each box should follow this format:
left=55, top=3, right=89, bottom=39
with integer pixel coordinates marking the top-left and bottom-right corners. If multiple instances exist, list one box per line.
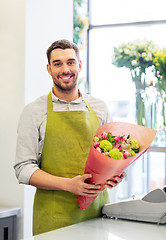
left=102, top=187, right=166, bottom=224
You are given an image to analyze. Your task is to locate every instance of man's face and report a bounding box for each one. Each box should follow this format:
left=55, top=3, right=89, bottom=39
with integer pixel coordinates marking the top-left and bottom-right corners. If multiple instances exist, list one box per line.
left=47, top=48, right=82, bottom=93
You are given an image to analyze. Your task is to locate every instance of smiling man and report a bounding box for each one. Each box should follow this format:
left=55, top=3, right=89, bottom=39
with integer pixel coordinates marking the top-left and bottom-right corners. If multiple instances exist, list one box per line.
left=47, top=46, right=81, bottom=101
left=14, top=39, right=126, bottom=235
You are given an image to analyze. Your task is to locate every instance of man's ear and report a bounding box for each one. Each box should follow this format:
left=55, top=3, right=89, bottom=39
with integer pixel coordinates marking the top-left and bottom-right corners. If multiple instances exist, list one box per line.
left=79, top=60, right=82, bottom=72
left=47, top=63, right=52, bottom=75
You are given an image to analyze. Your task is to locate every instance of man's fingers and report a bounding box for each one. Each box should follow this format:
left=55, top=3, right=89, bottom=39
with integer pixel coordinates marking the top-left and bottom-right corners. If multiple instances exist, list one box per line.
left=105, top=172, right=127, bottom=189
left=120, top=171, right=127, bottom=178
left=81, top=174, right=92, bottom=182
left=105, top=180, right=118, bottom=187
left=84, top=183, right=101, bottom=190
left=79, top=174, right=102, bottom=196
left=81, top=174, right=101, bottom=189
left=82, top=188, right=102, bottom=196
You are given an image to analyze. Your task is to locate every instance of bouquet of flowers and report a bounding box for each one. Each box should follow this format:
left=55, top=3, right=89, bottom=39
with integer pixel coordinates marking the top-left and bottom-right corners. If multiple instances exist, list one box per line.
left=93, top=132, right=139, bottom=160
left=112, top=39, right=155, bottom=74
left=153, top=48, right=166, bottom=97
left=78, top=122, right=157, bottom=210
left=112, top=40, right=156, bottom=126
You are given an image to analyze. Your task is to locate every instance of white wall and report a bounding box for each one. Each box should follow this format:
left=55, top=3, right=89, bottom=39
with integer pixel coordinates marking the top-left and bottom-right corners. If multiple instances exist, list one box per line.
left=0, top=0, right=26, bottom=239
left=25, top=0, right=73, bottom=104
left=0, top=0, right=73, bottom=238
left=24, top=0, right=73, bottom=237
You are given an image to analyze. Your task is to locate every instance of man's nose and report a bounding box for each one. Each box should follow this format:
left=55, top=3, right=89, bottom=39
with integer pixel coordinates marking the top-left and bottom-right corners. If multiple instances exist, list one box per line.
left=61, top=63, right=70, bottom=73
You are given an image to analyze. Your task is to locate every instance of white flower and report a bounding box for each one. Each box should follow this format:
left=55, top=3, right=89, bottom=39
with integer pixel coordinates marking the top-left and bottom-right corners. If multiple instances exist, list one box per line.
left=145, top=57, right=151, bottom=61
left=124, top=48, right=130, bottom=54
left=147, top=52, right=152, bottom=60
left=131, top=60, right=137, bottom=66
left=130, top=45, right=135, bottom=50
left=141, top=52, right=146, bottom=58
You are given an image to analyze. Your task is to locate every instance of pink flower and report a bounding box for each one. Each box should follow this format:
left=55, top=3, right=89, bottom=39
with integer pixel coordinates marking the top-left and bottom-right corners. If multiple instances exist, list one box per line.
left=96, top=147, right=102, bottom=153
left=101, top=132, right=108, bottom=140
left=93, top=142, right=99, bottom=148
left=123, top=151, right=131, bottom=159
left=118, top=146, right=122, bottom=151
left=104, top=152, right=109, bottom=156
left=116, top=136, right=121, bottom=143
left=113, top=143, right=122, bottom=151
left=122, top=136, right=127, bottom=142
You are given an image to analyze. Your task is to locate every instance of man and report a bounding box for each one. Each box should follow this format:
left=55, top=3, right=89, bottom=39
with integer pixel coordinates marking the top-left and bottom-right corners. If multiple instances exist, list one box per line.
left=14, top=39, right=126, bottom=235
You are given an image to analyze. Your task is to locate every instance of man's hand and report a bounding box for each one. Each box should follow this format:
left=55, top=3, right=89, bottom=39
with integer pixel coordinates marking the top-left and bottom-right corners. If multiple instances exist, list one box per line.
left=29, top=169, right=126, bottom=195
left=68, top=174, right=102, bottom=197
left=29, top=170, right=102, bottom=196
left=104, top=172, right=127, bottom=189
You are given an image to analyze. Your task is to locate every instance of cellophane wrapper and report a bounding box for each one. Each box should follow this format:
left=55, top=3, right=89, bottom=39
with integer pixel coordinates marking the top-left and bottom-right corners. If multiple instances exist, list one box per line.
left=78, top=122, right=157, bottom=210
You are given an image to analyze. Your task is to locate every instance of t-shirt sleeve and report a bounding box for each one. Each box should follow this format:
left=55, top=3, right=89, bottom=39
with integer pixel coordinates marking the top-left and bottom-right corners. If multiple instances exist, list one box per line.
left=14, top=103, right=40, bottom=184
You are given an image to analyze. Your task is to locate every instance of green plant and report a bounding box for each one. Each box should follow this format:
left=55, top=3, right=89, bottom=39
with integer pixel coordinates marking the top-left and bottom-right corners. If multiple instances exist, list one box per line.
left=73, top=0, right=89, bottom=92
left=153, top=48, right=166, bottom=132
left=153, top=49, right=166, bottom=95
left=73, top=0, right=89, bottom=47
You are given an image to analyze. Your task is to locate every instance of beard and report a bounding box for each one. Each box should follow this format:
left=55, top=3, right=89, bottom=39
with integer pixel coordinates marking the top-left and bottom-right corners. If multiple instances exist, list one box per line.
left=53, top=74, right=78, bottom=92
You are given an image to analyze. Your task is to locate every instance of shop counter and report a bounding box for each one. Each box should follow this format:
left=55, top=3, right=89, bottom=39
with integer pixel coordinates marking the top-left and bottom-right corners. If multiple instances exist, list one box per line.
left=0, top=207, right=21, bottom=240
left=23, top=217, right=166, bottom=240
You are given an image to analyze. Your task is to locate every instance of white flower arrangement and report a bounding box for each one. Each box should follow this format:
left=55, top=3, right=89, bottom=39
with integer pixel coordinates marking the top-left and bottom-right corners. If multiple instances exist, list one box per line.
left=112, top=39, right=155, bottom=73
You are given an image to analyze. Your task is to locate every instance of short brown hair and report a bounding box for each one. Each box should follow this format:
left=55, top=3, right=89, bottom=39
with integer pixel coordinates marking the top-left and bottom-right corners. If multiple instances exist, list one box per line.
left=46, top=39, right=80, bottom=64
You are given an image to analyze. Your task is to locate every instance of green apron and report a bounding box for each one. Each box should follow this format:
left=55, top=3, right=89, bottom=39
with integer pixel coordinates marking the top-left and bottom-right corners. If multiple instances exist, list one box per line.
left=33, top=92, right=109, bottom=235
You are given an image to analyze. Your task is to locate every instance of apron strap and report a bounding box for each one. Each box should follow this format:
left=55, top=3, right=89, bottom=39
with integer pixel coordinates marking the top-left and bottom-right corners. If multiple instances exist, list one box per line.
left=47, top=91, right=53, bottom=112
left=47, top=91, right=100, bottom=126
left=83, top=96, right=100, bottom=125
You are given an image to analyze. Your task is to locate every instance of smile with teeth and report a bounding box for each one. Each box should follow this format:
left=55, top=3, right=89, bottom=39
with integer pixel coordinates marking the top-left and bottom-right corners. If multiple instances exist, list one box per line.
left=60, top=75, right=73, bottom=81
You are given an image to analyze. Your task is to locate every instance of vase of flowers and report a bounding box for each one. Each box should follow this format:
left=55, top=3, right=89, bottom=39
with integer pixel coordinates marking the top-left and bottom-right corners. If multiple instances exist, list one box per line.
left=153, top=48, right=166, bottom=143
left=112, top=39, right=156, bottom=126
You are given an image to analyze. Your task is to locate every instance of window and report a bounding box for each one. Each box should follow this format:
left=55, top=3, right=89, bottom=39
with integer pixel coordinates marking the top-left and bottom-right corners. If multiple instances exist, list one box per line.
left=88, top=0, right=166, bottom=201
left=90, top=0, right=166, bottom=25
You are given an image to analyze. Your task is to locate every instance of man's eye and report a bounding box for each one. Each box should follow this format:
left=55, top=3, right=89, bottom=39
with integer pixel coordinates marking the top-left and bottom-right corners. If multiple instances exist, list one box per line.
left=54, top=63, right=61, bottom=67
left=68, top=61, right=75, bottom=65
